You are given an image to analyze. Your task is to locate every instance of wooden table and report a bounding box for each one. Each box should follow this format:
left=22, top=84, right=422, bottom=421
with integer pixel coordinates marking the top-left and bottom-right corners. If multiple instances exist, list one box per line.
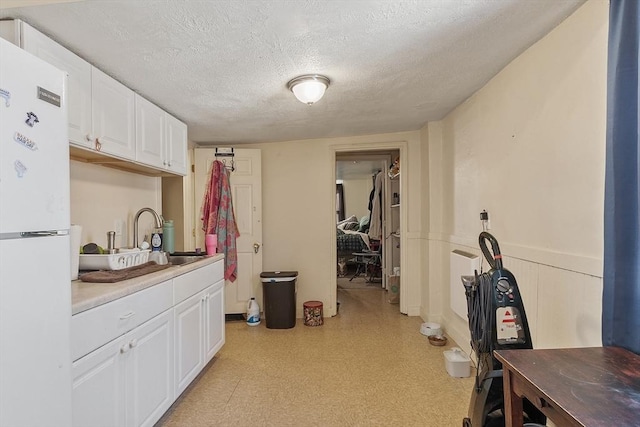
left=495, top=347, right=640, bottom=427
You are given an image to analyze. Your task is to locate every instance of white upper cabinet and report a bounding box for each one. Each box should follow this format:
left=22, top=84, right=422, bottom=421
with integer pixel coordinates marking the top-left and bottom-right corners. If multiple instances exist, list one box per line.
left=18, top=22, right=93, bottom=149
left=165, top=114, right=188, bottom=176
left=91, top=67, right=135, bottom=159
left=135, top=94, right=165, bottom=169
left=135, top=95, right=187, bottom=176
left=1, top=19, right=187, bottom=176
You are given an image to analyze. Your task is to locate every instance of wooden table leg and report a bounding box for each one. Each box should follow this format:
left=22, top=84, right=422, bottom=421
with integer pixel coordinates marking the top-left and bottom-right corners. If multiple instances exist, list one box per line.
left=503, top=367, right=524, bottom=427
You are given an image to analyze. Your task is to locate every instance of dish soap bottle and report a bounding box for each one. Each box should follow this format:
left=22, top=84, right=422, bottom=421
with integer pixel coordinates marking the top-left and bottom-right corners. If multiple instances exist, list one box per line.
left=246, top=298, right=260, bottom=326
left=151, top=227, right=163, bottom=252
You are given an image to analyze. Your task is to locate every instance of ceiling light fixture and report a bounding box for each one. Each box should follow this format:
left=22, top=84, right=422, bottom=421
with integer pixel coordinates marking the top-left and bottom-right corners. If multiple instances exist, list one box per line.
left=287, top=74, right=330, bottom=105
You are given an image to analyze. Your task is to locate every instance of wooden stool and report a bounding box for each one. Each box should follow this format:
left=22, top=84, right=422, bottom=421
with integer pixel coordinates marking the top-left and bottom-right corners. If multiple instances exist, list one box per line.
left=303, top=301, right=323, bottom=326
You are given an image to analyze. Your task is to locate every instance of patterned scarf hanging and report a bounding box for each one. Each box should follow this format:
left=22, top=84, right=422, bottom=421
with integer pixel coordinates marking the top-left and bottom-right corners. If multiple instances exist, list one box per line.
left=201, top=160, right=240, bottom=281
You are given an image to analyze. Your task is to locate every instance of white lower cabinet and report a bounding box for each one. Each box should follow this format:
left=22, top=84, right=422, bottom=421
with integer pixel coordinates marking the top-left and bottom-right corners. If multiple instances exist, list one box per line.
left=71, top=259, right=225, bottom=426
left=72, top=332, right=125, bottom=427
left=204, top=281, right=225, bottom=362
left=72, top=309, right=174, bottom=427
left=174, top=279, right=225, bottom=397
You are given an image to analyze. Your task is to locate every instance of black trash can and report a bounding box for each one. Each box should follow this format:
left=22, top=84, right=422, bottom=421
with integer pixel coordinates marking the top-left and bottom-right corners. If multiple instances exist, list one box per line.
left=260, top=271, right=298, bottom=329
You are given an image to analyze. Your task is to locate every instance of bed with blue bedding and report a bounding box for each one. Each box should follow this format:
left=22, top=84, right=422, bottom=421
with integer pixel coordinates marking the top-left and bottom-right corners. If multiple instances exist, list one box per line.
left=337, top=229, right=370, bottom=255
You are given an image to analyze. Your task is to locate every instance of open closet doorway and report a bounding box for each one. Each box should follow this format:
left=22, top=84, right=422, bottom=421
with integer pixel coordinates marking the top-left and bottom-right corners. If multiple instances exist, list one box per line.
left=335, top=150, right=401, bottom=310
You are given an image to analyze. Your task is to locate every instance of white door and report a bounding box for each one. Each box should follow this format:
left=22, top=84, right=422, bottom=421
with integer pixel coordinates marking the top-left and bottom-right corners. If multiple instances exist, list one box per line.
left=21, top=23, right=92, bottom=149
left=204, top=280, right=225, bottom=363
left=91, top=67, right=135, bottom=159
left=134, top=94, right=165, bottom=169
left=72, top=337, right=126, bottom=427
left=173, top=292, right=204, bottom=396
left=0, top=40, right=69, bottom=233
left=194, top=148, right=263, bottom=314
left=165, top=114, right=188, bottom=176
left=127, top=310, right=174, bottom=427
left=0, top=236, right=72, bottom=427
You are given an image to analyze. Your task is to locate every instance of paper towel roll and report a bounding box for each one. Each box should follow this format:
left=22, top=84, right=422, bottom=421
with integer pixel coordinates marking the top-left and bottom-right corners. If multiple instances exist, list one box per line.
left=70, top=225, right=82, bottom=280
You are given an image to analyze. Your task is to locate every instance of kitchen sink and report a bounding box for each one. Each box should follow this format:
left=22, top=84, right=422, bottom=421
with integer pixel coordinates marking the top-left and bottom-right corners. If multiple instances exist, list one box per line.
left=168, top=255, right=205, bottom=266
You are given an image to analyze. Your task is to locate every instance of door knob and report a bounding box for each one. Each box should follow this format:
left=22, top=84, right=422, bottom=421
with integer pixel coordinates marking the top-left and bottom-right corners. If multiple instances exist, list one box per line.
left=253, top=243, right=261, bottom=254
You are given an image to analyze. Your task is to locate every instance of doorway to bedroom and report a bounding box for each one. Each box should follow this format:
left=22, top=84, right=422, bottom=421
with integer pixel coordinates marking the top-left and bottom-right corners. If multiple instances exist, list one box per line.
left=335, top=150, right=401, bottom=311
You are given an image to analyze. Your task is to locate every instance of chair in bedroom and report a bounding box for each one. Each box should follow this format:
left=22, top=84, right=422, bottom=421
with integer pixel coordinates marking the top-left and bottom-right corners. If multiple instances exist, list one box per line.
left=349, top=241, right=382, bottom=282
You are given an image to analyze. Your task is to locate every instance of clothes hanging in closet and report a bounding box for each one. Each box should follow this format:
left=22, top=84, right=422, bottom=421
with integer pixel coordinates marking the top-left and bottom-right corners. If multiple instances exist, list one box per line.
left=368, top=171, right=383, bottom=240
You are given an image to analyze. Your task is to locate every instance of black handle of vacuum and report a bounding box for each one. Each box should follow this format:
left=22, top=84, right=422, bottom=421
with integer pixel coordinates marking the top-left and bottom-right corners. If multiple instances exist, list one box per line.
left=479, top=232, right=503, bottom=270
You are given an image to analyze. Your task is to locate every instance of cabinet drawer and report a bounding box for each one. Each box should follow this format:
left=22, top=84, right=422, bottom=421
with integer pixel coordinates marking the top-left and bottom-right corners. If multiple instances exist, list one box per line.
left=173, top=260, right=223, bottom=304
left=71, top=280, right=172, bottom=361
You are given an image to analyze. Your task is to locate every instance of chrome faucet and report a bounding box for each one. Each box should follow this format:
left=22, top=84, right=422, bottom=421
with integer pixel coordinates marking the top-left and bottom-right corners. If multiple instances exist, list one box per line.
left=133, top=207, right=163, bottom=249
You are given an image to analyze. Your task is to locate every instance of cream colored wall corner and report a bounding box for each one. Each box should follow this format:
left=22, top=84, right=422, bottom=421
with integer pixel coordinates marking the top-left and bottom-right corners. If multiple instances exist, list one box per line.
left=424, top=0, right=608, bottom=354
left=70, top=161, right=162, bottom=250
left=419, top=124, right=432, bottom=320
left=226, top=131, right=424, bottom=317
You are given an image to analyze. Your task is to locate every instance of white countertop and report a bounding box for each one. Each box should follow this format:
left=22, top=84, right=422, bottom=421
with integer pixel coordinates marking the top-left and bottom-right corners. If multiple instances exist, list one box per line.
left=71, top=254, right=224, bottom=315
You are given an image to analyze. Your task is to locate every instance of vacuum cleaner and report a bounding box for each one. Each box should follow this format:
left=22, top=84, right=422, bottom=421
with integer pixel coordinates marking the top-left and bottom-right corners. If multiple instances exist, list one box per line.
left=462, top=232, right=545, bottom=427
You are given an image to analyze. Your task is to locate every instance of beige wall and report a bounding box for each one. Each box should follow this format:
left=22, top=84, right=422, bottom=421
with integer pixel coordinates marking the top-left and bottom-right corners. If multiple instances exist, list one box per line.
left=225, top=131, right=424, bottom=316
left=425, top=0, right=608, bottom=353
left=70, top=161, right=162, bottom=250
left=162, top=142, right=195, bottom=252
left=342, top=177, right=371, bottom=221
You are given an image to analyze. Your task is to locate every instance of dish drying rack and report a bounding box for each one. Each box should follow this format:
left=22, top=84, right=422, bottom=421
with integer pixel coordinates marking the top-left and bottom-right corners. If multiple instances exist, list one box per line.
left=79, top=250, right=150, bottom=271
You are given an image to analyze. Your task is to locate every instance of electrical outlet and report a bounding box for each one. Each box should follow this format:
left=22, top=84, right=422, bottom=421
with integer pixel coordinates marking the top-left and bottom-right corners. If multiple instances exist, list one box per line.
left=114, top=219, right=124, bottom=236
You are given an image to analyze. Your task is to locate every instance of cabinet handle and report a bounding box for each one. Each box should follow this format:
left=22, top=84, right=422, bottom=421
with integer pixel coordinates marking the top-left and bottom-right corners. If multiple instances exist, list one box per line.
left=119, top=311, right=135, bottom=320
left=95, top=138, right=102, bottom=152
left=129, top=339, right=138, bottom=348
left=120, top=344, right=129, bottom=354
left=85, top=133, right=94, bottom=142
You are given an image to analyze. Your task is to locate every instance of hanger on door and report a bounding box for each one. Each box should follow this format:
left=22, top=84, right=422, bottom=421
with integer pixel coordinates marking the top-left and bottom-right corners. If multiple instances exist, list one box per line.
left=215, top=147, right=235, bottom=172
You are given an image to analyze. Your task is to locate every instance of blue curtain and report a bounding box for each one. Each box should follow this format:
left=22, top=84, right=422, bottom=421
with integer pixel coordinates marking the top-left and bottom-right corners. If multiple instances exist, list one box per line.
left=602, top=0, right=640, bottom=354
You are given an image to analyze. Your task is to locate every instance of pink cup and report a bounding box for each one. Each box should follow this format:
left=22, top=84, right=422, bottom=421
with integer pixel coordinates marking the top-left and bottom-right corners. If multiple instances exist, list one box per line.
left=205, top=234, right=217, bottom=255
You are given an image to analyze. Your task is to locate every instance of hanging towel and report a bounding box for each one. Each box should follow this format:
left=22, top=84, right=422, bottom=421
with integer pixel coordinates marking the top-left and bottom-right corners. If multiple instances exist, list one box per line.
left=368, top=171, right=384, bottom=240
left=201, top=160, right=240, bottom=281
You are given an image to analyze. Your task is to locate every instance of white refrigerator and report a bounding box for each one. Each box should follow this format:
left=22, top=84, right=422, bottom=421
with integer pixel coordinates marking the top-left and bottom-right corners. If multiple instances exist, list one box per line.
left=0, top=38, right=72, bottom=426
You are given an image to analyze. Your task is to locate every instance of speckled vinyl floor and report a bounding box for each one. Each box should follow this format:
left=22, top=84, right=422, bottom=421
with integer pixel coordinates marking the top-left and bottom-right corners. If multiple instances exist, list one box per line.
left=156, top=287, right=475, bottom=427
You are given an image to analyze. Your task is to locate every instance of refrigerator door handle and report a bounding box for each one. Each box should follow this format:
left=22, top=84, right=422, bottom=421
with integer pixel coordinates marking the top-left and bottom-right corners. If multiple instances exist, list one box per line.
left=0, top=230, right=67, bottom=240
left=21, top=231, right=67, bottom=238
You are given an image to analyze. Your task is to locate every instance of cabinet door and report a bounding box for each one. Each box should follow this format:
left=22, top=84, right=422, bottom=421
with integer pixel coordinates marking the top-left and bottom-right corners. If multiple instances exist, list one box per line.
left=174, top=292, right=204, bottom=396
left=20, top=22, right=92, bottom=148
left=204, top=280, right=225, bottom=363
left=126, top=310, right=174, bottom=427
left=72, top=337, right=127, bottom=427
left=92, top=67, right=135, bottom=159
left=135, top=94, right=165, bottom=169
left=165, top=113, right=188, bottom=176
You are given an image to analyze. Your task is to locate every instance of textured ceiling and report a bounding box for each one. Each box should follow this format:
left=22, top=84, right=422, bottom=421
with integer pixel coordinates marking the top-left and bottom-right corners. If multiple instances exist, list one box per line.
left=0, top=0, right=585, bottom=145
